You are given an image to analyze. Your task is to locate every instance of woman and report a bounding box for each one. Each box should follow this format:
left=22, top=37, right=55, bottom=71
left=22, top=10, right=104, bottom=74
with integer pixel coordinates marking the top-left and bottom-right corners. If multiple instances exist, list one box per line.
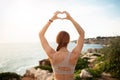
left=39, top=11, right=85, bottom=80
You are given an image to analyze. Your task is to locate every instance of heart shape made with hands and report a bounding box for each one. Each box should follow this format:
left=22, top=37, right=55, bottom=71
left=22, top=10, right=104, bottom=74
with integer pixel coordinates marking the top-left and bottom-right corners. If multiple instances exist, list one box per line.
left=57, top=12, right=67, bottom=19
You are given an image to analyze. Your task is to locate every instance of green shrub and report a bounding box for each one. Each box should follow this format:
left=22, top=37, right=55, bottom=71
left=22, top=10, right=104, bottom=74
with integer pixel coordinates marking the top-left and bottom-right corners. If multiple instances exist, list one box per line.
left=74, top=70, right=81, bottom=80
left=35, top=65, right=53, bottom=72
left=74, top=69, right=98, bottom=80
left=74, top=57, right=89, bottom=80
left=101, top=37, right=120, bottom=78
left=86, top=68, right=101, bottom=77
left=0, top=72, right=21, bottom=80
left=95, top=56, right=105, bottom=63
left=75, top=57, right=89, bottom=71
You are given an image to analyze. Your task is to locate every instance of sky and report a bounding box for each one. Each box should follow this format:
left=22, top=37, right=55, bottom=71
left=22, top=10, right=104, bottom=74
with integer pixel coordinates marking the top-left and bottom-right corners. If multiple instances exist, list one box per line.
left=0, top=0, right=120, bottom=43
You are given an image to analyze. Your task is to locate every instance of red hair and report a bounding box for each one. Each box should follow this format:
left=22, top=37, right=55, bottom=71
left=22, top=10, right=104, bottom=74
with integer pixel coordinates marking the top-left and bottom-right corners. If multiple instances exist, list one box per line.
left=56, top=31, right=70, bottom=51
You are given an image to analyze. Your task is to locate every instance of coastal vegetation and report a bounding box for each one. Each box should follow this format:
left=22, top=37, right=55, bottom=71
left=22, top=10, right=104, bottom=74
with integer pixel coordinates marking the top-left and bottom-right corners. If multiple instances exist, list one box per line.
left=0, top=36, right=119, bottom=80
left=35, top=65, right=53, bottom=73
left=99, top=37, right=120, bottom=78
left=34, top=36, right=120, bottom=80
left=0, top=72, right=21, bottom=80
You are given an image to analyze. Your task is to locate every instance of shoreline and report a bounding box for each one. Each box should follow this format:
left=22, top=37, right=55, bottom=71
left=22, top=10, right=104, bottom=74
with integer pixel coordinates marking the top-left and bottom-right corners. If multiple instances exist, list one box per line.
left=0, top=46, right=118, bottom=80
left=0, top=36, right=119, bottom=79
left=0, top=44, right=103, bottom=76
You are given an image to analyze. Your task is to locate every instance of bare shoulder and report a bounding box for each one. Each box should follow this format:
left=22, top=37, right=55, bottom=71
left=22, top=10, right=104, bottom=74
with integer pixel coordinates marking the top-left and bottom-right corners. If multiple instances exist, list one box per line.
left=69, top=52, right=80, bottom=65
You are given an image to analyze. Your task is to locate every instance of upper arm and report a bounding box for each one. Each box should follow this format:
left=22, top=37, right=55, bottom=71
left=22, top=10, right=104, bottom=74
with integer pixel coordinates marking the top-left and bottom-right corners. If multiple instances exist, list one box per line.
left=39, top=34, right=55, bottom=58
left=72, top=34, right=84, bottom=58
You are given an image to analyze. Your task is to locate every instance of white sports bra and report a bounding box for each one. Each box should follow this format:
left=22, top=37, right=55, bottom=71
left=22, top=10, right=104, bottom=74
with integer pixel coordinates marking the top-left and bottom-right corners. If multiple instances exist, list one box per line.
left=52, top=52, right=75, bottom=74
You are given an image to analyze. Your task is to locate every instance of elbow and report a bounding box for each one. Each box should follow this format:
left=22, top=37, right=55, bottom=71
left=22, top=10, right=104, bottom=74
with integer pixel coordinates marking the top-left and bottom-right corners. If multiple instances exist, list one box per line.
left=39, top=31, right=42, bottom=38
left=39, top=31, right=41, bottom=37
left=79, top=31, right=85, bottom=39
left=82, top=29, right=85, bottom=34
left=82, top=30, right=85, bottom=38
left=83, top=30, right=85, bottom=35
left=39, top=31, right=41, bottom=36
left=39, top=30, right=46, bottom=40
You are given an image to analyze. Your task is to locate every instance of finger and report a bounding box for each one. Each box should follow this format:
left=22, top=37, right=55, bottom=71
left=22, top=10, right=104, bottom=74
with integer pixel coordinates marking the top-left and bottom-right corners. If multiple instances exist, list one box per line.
left=54, top=11, right=59, bottom=14
left=63, top=11, right=67, bottom=14
left=56, top=11, right=61, bottom=14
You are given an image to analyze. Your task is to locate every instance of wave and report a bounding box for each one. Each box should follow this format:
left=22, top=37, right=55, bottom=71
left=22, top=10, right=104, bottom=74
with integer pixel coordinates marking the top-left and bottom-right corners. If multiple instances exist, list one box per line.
left=16, top=65, right=36, bottom=75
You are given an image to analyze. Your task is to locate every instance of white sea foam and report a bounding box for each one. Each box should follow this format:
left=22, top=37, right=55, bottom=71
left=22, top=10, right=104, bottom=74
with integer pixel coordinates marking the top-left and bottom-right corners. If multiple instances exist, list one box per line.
left=16, top=65, right=36, bottom=75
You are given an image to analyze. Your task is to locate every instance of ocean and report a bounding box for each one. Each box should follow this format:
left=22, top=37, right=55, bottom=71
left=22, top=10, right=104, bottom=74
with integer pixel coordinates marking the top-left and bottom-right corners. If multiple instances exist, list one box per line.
left=0, top=42, right=103, bottom=75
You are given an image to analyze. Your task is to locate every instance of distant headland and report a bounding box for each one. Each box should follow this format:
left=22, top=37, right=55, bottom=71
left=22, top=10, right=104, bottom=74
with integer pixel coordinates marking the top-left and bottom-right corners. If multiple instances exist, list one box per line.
left=72, top=36, right=120, bottom=45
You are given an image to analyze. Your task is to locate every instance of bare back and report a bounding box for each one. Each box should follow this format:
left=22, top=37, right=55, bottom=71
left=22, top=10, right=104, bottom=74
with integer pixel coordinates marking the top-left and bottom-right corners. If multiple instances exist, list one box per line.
left=49, top=51, right=78, bottom=80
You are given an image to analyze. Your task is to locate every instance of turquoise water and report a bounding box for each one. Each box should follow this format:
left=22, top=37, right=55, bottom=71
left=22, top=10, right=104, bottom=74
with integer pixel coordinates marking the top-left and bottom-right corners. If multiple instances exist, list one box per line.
left=0, top=42, right=103, bottom=75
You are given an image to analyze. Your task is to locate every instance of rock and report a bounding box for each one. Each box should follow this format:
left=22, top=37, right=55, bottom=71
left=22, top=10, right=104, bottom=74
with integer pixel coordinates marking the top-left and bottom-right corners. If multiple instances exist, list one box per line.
left=87, top=48, right=100, bottom=53
left=82, top=52, right=101, bottom=63
left=80, top=69, right=93, bottom=78
left=39, top=59, right=51, bottom=66
left=23, top=68, right=53, bottom=80
left=101, top=72, right=111, bottom=77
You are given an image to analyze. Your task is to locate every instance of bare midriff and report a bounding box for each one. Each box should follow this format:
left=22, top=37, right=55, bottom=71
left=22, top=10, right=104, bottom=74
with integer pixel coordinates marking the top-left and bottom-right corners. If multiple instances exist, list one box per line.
left=54, top=73, right=74, bottom=80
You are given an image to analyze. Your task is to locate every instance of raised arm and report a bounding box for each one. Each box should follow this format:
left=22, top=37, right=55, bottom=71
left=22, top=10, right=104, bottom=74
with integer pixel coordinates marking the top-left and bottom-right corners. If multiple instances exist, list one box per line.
left=64, top=11, right=85, bottom=58
left=39, top=11, right=61, bottom=58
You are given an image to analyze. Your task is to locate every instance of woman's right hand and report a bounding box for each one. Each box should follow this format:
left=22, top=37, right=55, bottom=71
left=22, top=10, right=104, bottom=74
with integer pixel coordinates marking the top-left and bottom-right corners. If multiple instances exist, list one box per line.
left=63, top=11, right=73, bottom=20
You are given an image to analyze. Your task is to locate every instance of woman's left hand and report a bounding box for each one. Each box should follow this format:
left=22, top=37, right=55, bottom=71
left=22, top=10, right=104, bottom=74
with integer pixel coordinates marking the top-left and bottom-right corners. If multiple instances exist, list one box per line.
left=51, top=11, right=62, bottom=20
